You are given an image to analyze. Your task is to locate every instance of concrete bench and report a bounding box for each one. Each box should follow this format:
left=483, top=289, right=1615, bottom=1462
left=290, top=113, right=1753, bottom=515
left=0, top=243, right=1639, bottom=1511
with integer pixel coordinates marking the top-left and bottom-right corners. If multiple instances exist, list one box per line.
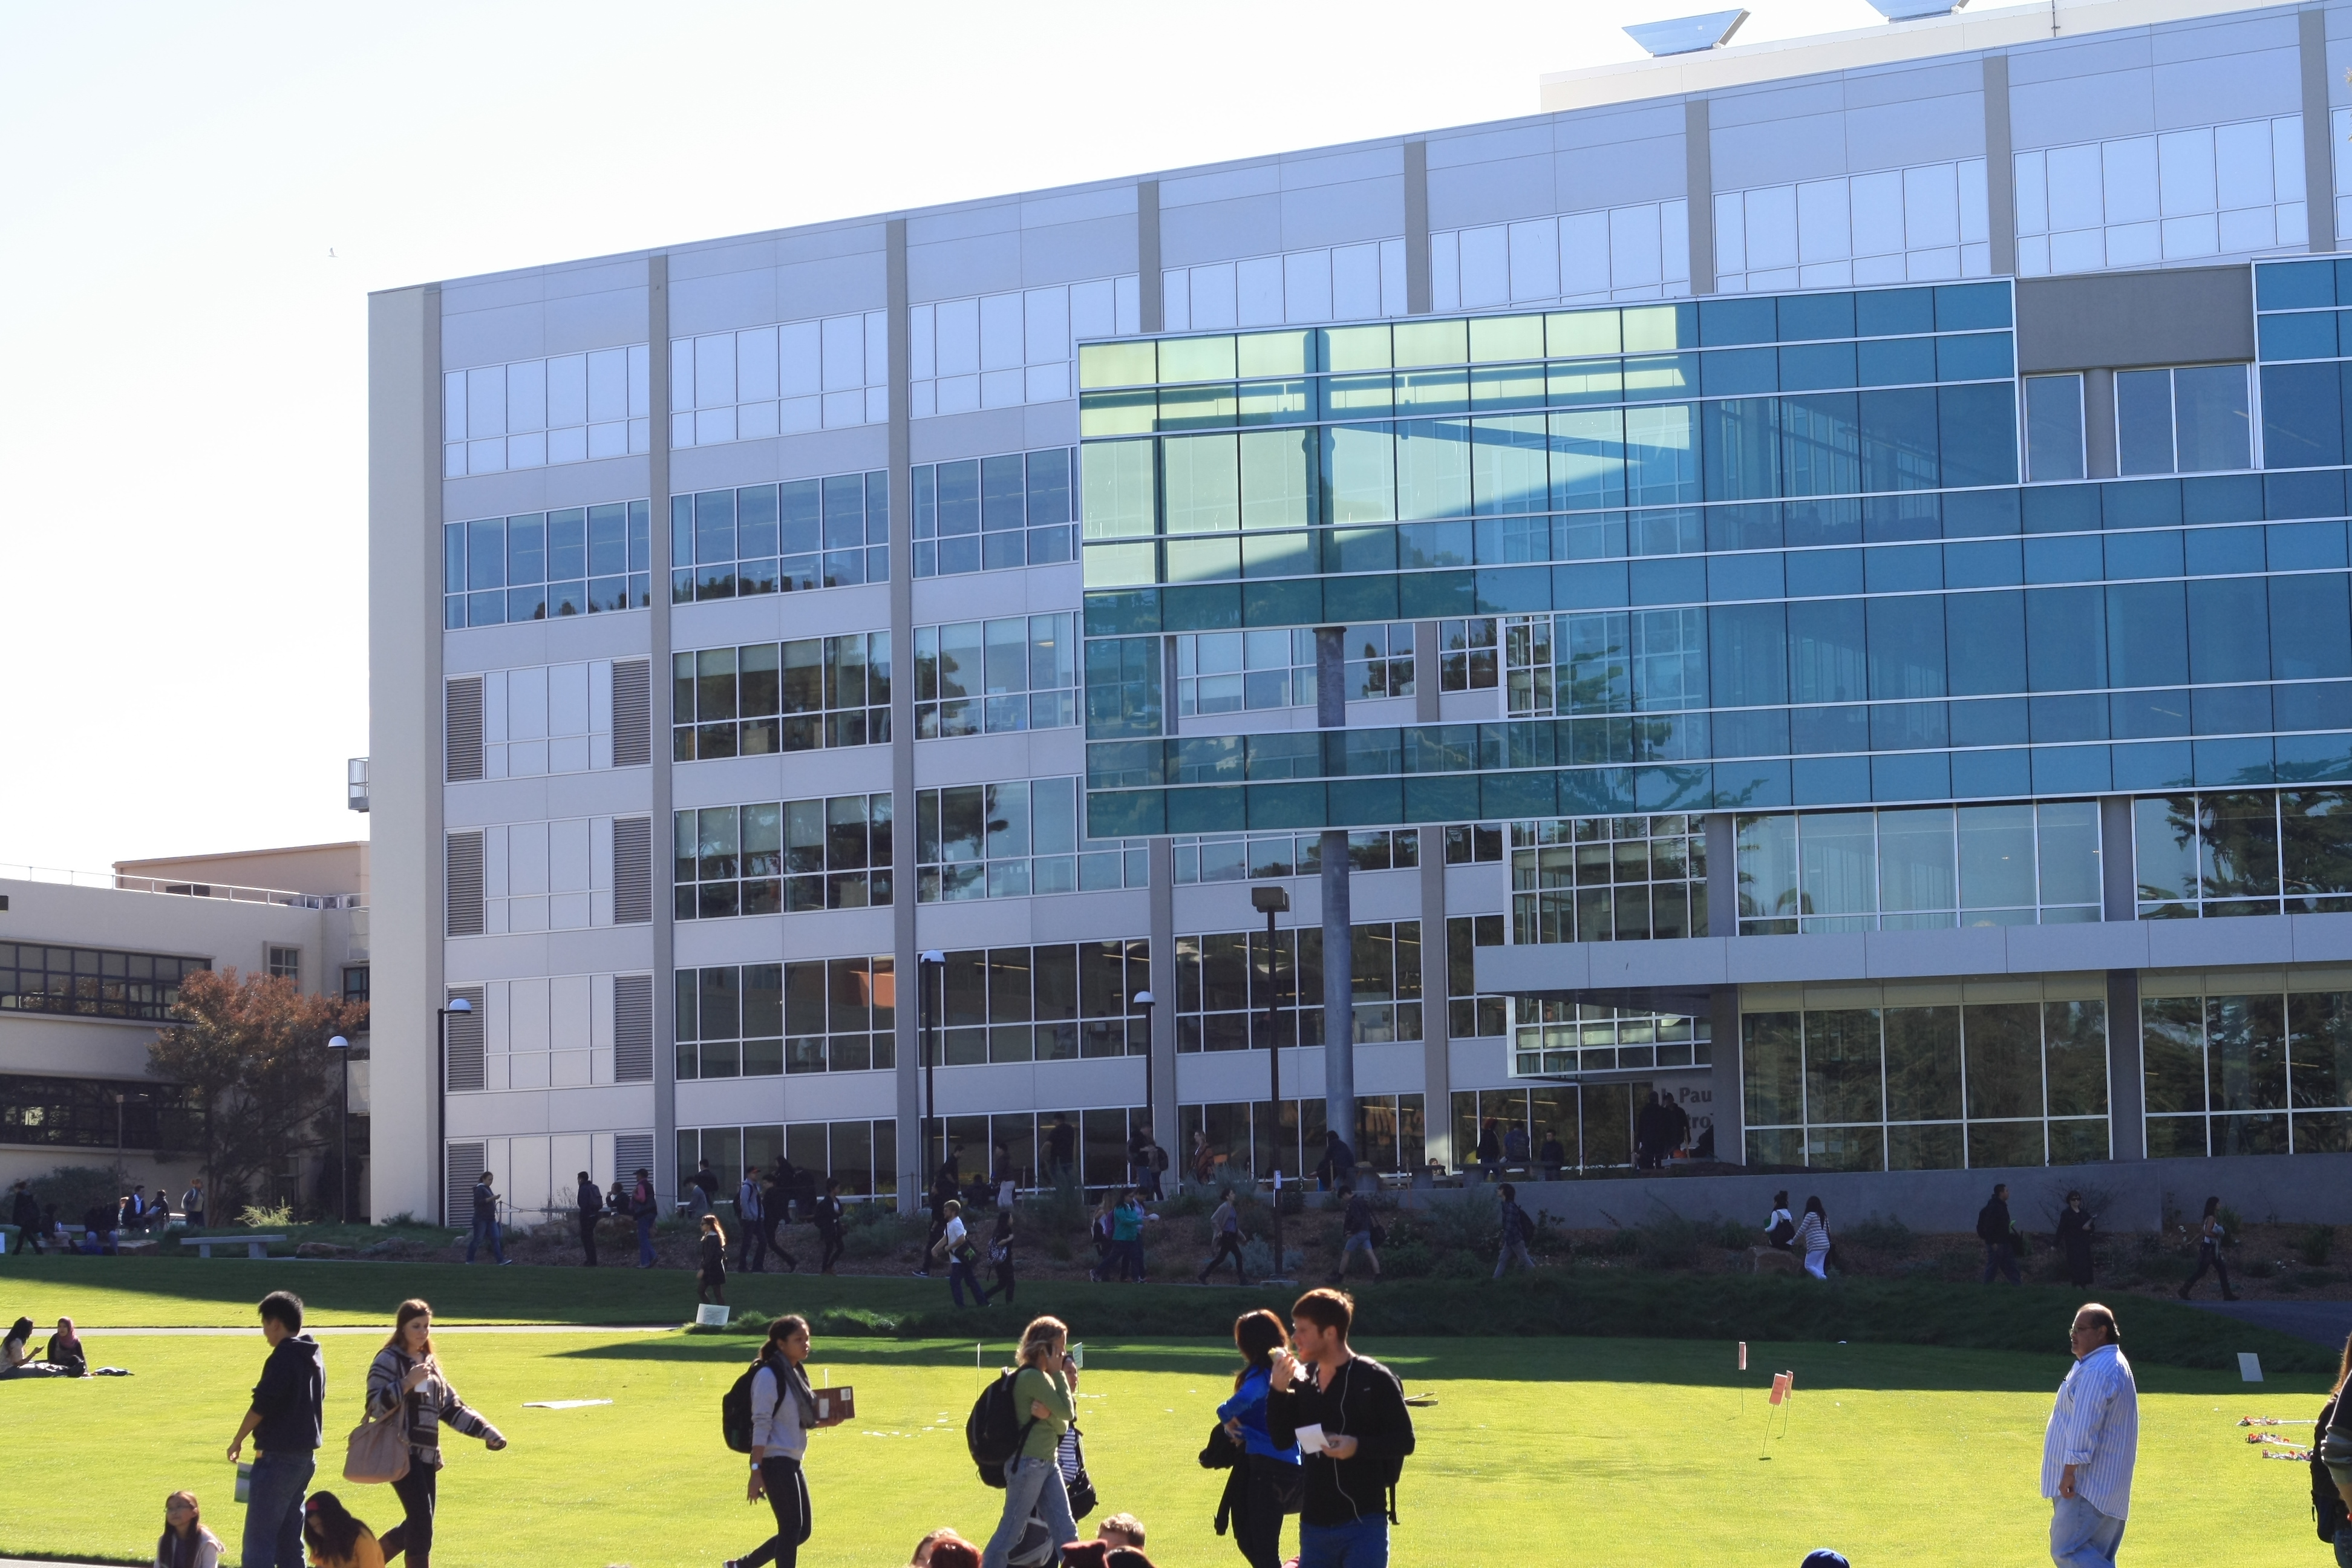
left=191, top=1235, right=285, bottom=1259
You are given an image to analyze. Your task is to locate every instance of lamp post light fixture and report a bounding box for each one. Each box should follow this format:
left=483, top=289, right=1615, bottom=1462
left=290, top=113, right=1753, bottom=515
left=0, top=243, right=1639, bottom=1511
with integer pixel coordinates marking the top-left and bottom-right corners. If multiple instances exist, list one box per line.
left=1249, top=883, right=1290, bottom=1279
left=327, top=1034, right=352, bottom=1224
left=919, top=951, right=946, bottom=1186
left=435, top=998, right=473, bottom=1226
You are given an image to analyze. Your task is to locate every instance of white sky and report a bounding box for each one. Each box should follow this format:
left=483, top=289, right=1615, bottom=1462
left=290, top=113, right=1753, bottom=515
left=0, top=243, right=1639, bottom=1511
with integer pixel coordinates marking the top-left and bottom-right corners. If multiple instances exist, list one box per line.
left=0, top=0, right=1883, bottom=878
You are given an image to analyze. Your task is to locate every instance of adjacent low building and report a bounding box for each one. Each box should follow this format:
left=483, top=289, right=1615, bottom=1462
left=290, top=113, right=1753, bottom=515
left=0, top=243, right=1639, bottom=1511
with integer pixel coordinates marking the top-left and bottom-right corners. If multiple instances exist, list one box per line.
left=367, top=0, right=2352, bottom=1225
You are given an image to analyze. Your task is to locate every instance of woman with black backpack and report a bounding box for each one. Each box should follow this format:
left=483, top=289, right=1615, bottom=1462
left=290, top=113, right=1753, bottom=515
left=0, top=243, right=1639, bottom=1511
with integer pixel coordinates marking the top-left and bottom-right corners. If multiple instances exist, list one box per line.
left=725, top=1315, right=846, bottom=1568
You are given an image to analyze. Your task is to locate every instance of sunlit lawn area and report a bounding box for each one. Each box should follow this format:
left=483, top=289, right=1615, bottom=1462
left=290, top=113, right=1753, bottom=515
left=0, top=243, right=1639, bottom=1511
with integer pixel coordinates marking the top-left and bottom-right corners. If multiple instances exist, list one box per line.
left=0, top=1301, right=2328, bottom=1567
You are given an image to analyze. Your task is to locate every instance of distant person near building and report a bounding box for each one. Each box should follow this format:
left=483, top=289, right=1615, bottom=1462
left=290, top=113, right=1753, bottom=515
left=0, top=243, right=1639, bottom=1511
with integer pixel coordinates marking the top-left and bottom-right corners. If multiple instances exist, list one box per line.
left=1978, top=1184, right=2022, bottom=1285
left=2178, top=1196, right=2238, bottom=1301
left=2056, top=1192, right=2096, bottom=1289
left=575, top=1171, right=602, bottom=1267
left=465, top=1171, right=506, bottom=1265
left=1493, top=1184, right=1535, bottom=1279
left=2042, top=1303, right=2137, bottom=1568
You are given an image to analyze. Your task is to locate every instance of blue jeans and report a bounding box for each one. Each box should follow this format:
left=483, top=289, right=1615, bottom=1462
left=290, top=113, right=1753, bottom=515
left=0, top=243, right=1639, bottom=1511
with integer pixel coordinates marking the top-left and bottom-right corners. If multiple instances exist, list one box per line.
left=636, top=1212, right=656, bottom=1266
left=949, top=1256, right=990, bottom=1306
left=466, top=1217, right=504, bottom=1263
left=2337, top=1522, right=2352, bottom=1568
left=1984, top=1241, right=2021, bottom=1284
left=241, top=1451, right=314, bottom=1568
left=1299, top=1514, right=1389, bottom=1568
left=982, top=1454, right=1076, bottom=1568
left=2050, top=1495, right=2126, bottom=1568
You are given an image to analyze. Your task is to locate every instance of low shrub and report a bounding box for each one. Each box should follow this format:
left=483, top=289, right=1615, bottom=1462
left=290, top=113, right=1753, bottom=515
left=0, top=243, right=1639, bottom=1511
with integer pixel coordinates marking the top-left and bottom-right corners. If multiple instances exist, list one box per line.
left=2299, top=1226, right=2336, bottom=1267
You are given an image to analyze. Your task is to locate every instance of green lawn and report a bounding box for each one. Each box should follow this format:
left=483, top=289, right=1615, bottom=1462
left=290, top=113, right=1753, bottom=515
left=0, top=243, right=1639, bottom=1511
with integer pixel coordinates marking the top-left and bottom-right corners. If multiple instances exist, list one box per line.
left=0, top=1317, right=2331, bottom=1567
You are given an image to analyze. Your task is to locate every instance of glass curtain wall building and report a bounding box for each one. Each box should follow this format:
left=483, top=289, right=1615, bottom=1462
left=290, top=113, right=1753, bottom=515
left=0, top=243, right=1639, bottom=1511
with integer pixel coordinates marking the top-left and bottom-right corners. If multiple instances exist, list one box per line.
left=371, top=0, right=2352, bottom=1226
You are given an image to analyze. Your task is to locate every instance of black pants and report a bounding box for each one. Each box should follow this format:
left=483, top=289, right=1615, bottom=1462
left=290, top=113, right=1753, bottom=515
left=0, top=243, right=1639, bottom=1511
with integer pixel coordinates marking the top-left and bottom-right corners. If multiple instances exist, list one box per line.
left=578, top=1214, right=598, bottom=1266
left=993, top=1258, right=1016, bottom=1304
left=765, top=1214, right=797, bottom=1270
left=1235, top=1455, right=1296, bottom=1568
left=381, top=1459, right=437, bottom=1567
left=2183, top=1240, right=2235, bottom=1296
left=699, top=1267, right=727, bottom=1302
left=818, top=1225, right=844, bottom=1272
left=1200, top=1233, right=1247, bottom=1284
left=739, top=1218, right=768, bottom=1272
left=740, top=1455, right=810, bottom=1568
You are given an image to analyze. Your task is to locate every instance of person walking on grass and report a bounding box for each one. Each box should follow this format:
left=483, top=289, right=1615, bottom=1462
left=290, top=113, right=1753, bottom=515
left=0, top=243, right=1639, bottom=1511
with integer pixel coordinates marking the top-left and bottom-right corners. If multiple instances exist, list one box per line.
left=989, top=1206, right=1018, bottom=1305
left=1492, top=1184, right=1534, bottom=1278
left=1266, top=1288, right=1416, bottom=1568
left=631, top=1168, right=658, bottom=1268
left=301, top=1492, right=385, bottom=1568
left=463, top=1171, right=507, bottom=1266
left=365, top=1299, right=506, bottom=1568
left=763, top=1158, right=800, bottom=1273
left=2043, top=1302, right=2137, bottom=1568
left=156, top=1489, right=223, bottom=1568
left=182, top=1179, right=205, bottom=1230
left=575, top=1171, right=602, bottom=1267
left=1200, top=1190, right=1247, bottom=1285
left=737, top=1165, right=769, bottom=1274
left=2178, top=1195, right=2239, bottom=1301
left=1794, top=1197, right=1832, bottom=1280
left=814, top=1178, right=846, bottom=1275
left=1217, top=1308, right=1303, bottom=1568
left=979, top=1316, right=1080, bottom=1568
left=1330, top=1189, right=1379, bottom=1285
left=2056, top=1191, right=2096, bottom=1289
left=698, top=1215, right=730, bottom=1305
left=10, top=1180, right=41, bottom=1254
left=226, top=1291, right=323, bottom=1568
left=723, top=1315, right=848, bottom=1568
left=1112, top=1187, right=1149, bottom=1281
left=1979, top=1183, right=2022, bottom=1285
left=936, top=1199, right=989, bottom=1307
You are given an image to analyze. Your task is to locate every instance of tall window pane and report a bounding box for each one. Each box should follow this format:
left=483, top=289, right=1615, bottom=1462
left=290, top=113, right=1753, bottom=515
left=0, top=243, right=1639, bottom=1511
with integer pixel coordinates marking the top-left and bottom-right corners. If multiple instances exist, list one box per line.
left=2025, top=374, right=2085, bottom=482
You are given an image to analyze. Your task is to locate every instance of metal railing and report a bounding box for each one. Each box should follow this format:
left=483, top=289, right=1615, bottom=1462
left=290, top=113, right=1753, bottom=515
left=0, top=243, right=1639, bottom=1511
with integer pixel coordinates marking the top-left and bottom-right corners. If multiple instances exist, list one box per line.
left=0, top=863, right=363, bottom=910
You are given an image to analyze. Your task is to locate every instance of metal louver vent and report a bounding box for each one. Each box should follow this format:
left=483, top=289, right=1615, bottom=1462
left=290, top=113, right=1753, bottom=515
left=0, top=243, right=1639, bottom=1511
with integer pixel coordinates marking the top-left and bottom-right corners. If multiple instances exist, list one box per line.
left=613, top=1132, right=655, bottom=1187
left=613, top=817, right=652, bottom=925
left=444, top=1141, right=486, bottom=1227
left=613, top=975, right=653, bottom=1082
left=445, top=676, right=485, bottom=782
left=444, top=985, right=486, bottom=1093
left=612, top=659, right=651, bottom=767
left=445, top=831, right=485, bottom=937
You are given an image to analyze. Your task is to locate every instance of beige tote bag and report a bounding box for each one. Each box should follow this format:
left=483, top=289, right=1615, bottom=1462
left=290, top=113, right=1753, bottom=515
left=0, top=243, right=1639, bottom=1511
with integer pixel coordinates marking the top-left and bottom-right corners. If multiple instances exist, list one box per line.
left=343, top=1396, right=411, bottom=1485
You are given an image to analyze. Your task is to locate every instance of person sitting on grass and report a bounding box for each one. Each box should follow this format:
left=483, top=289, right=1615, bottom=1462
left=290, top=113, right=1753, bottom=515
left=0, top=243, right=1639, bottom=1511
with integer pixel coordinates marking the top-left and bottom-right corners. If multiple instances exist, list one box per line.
left=908, top=1528, right=978, bottom=1566
left=3, top=1316, right=68, bottom=1377
left=155, top=1489, right=223, bottom=1568
left=1094, top=1512, right=1146, bottom=1551
left=45, top=1316, right=87, bottom=1377
left=302, top=1491, right=385, bottom=1568
left=697, top=1214, right=728, bottom=1305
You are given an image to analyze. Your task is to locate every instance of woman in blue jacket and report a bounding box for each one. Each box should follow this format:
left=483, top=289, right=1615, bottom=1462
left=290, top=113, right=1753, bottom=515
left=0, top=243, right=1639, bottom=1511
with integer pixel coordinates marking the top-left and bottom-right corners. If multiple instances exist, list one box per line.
left=1216, top=1309, right=1302, bottom=1568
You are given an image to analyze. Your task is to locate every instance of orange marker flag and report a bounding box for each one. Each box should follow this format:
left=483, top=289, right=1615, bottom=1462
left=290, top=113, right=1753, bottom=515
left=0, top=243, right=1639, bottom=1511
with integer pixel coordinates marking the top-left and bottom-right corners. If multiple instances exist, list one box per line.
left=1769, top=1371, right=1793, bottom=1405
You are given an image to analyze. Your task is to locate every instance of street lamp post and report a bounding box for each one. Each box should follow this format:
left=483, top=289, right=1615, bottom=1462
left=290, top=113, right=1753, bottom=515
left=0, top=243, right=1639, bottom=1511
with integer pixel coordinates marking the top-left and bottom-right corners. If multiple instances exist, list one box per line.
left=1250, top=883, right=1290, bottom=1279
left=919, top=951, right=945, bottom=1188
left=1131, top=990, right=1155, bottom=1186
left=327, top=1034, right=351, bottom=1224
left=435, top=998, right=473, bottom=1226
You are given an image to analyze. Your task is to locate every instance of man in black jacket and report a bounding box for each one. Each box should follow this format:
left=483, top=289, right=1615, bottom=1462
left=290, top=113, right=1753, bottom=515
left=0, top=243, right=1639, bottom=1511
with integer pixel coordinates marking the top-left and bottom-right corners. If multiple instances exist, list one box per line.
left=1266, top=1287, right=1415, bottom=1568
left=575, top=1170, right=602, bottom=1266
left=1978, top=1182, right=2022, bottom=1284
left=9, top=1181, right=41, bottom=1254
left=226, top=1291, right=324, bottom=1568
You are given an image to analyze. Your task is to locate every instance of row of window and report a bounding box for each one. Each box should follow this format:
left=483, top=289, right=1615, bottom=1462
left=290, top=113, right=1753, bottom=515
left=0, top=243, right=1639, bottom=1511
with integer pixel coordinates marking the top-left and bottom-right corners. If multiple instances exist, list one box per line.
left=443, top=347, right=652, bottom=478
left=1708, top=158, right=1993, bottom=296
left=912, top=449, right=1075, bottom=578
left=672, top=637, right=890, bottom=760
left=442, top=503, right=654, bottom=629
left=673, top=796, right=891, bottom=920
left=1184, top=1095, right=1429, bottom=1181
left=1079, top=288, right=2012, bottom=393
left=1509, top=1001, right=1711, bottom=1077
left=1450, top=1086, right=1655, bottom=1175
left=1174, top=827, right=1420, bottom=886
left=916, top=942, right=1151, bottom=1065
left=678, top=1120, right=898, bottom=1201
left=2013, top=116, right=2308, bottom=279
left=923, top=1107, right=1146, bottom=1192
left=913, top=615, right=1077, bottom=738
left=0, top=944, right=209, bottom=1024
left=913, top=778, right=1147, bottom=901
left=668, top=313, right=889, bottom=449
left=1173, top=921, right=1422, bottom=1052
left=2021, top=365, right=2252, bottom=484
left=2144, top=990, right=2352, bottom=1156
left=1742, top=998, right=2110, bottom=1171
left=1508, top=814, right=1710, bottom=946
left=675, top=959, right=894, bottom=1079
left=0, top=1074, right=202, bottom=1152
left=1730, top=802, right=2102, bottom=936
left=1446, top=915, right=1509, bottom=1040
left=670, top=474, right=890, bottom=602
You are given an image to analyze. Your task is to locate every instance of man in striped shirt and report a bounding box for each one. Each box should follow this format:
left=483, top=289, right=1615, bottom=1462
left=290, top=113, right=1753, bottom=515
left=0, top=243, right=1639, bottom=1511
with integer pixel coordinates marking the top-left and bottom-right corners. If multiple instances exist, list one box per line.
left=2042, top=1302, right=2138, bottom=1568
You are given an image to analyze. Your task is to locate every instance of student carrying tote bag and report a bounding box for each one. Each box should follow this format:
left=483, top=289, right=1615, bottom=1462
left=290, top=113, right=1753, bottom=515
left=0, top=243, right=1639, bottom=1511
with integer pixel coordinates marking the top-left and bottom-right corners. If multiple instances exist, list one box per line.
left=344, top=1394, right=410, bottom=1485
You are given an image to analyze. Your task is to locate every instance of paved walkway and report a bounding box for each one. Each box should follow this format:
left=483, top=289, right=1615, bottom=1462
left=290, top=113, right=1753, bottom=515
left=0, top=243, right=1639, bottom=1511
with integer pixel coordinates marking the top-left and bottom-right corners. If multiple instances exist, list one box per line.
left=2186, top=1298, right=2352, bottom=1349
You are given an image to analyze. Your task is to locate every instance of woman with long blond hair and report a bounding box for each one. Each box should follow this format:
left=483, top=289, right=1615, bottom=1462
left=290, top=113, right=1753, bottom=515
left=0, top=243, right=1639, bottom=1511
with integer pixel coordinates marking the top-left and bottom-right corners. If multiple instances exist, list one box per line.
left=153, top=1490, right=221, bottom=1568
left=979, top=1317, right=1080, bottom=1568
left=364, top=1299, right=507, bottom=1568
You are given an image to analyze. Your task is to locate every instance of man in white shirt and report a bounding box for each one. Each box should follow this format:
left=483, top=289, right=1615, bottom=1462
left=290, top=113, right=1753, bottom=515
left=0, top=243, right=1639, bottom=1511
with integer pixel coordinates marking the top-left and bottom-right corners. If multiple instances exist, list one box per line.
left=2043, top=1302, right=2137, bottom=1568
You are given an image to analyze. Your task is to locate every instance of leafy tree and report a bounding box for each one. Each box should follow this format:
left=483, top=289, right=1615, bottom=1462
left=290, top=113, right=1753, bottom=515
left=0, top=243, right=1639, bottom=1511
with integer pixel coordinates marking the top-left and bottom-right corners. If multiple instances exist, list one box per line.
left=146, top=969, right=367, bottom=1217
